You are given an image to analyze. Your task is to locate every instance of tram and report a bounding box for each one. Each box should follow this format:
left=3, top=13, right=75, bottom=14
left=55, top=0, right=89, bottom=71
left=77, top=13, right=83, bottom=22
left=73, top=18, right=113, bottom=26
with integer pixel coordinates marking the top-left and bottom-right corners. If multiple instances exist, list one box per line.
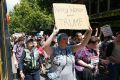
left=0, top=0, right=12, bottom=80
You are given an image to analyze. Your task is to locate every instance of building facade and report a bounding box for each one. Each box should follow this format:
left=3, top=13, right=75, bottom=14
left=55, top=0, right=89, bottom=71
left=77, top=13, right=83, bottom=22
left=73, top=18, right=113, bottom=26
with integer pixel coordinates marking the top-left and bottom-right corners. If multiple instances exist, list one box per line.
left=77, top=0, right=120, bottom=32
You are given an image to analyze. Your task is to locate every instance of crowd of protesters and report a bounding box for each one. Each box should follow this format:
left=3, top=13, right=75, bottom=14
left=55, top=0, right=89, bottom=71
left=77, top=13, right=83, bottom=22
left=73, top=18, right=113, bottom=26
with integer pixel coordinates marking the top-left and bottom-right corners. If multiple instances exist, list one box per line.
left=11, top=26, right=120, bottom=80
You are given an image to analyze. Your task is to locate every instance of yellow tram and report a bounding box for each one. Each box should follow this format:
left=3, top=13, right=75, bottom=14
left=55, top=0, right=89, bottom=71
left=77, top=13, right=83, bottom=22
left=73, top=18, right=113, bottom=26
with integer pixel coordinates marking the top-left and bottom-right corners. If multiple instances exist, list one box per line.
left=0, top=0, right=12, bottom=80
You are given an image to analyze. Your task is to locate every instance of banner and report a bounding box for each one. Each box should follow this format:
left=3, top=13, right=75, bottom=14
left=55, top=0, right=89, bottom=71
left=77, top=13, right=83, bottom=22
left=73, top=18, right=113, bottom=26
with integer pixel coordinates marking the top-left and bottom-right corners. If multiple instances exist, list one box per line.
left=53, top=3, right=90, bottom=30
left=101, top=25, right=113, bottom=37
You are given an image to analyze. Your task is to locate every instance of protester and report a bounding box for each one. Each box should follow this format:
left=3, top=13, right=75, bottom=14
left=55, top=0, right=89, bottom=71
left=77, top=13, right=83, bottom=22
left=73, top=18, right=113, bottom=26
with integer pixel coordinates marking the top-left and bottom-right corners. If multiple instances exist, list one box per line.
left=75, top=36, right=100, bottom=80
left=70, top=32, right=84, bottom=45
left=98, top=36, right=113, bottom=78
left=99, top=36, right=113, bottom=59
left=19, top=39, right=41, bottom=80
left=12, top=37, right=25, bottom=79
left=106, top=32, right=120, bottom=80
left=43, top=26, right=92, bottom=80
left=75, top=32, right=83, bottom=44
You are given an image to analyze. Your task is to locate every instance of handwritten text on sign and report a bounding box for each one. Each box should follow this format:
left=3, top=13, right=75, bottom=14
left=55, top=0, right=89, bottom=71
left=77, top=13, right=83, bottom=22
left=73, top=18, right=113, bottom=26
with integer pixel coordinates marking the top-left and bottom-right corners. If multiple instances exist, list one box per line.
left=101, top=25, right=113, bottom=37
left=53, top=3, right=90, bottom=30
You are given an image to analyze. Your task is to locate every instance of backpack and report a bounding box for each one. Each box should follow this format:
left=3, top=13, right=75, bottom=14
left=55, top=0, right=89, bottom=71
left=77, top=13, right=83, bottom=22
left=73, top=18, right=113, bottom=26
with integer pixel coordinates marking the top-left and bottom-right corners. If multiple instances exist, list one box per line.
left=99, top=40, right=114, bottom=59
left=106, top=41, right=114, bottom=57
left=99, top=41, right=114, bottom=75
left=23, top=48, right=41, bottom=72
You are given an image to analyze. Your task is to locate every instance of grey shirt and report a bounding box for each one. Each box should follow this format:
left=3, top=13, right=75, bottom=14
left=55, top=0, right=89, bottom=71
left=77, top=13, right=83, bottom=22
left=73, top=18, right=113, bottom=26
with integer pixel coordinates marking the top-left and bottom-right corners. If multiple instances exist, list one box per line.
left=47, top=46, right=76, bottom=80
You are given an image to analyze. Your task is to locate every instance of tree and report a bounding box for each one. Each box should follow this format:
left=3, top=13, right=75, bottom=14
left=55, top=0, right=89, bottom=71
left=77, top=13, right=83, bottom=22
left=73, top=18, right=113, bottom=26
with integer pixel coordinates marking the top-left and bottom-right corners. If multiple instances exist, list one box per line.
left=9, top=0, right=54, bottom=33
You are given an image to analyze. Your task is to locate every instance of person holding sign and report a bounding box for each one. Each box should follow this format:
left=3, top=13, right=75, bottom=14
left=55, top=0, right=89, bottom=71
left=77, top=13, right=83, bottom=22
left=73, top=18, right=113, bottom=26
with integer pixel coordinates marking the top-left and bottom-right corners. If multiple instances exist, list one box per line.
left=75, top=36, right=100, bottom=80
left=43, top=26, right=92, bottom=80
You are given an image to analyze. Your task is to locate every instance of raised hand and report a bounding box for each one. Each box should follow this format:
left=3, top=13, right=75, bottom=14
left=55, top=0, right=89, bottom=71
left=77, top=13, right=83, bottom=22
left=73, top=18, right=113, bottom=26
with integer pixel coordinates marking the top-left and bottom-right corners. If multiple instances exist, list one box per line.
left=96, top=28, right=98, bottom=31
left=88, top=26, right=93, bottom=31
left=53, top=26, right=59, bottom=34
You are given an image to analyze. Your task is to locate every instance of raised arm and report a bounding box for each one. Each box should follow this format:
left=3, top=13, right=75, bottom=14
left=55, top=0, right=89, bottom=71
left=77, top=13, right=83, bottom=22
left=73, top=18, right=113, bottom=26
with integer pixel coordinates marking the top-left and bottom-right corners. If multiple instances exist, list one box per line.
left=95, top=27, right=101, bottom=40
left=95, top=28, right=98, bottom=36
left=43, top=27, right=59, bottom=56
left=72, top=26, right=92, bottom=53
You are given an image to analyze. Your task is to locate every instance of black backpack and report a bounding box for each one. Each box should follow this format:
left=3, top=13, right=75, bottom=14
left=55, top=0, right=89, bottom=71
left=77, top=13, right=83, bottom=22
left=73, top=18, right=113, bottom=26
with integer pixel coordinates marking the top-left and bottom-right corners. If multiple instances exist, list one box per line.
left=99, top=40, right=114, bottom=58
left=106, top=41, right=114, bottom=57
left=99, top=41, right=114, bottom=75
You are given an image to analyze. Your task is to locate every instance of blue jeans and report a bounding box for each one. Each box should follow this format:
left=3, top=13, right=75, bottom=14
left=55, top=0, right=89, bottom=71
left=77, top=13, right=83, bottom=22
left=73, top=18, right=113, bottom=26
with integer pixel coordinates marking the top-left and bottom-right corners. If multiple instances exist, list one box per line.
left=107, top=63, right=120, bottom=80
left=25, top=70, right=40, bottom=80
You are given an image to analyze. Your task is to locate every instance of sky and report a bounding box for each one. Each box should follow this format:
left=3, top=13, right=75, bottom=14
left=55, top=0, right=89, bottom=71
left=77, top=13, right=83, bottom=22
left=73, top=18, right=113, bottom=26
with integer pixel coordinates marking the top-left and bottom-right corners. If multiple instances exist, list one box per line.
left=6, top=0, right=20, bottom=13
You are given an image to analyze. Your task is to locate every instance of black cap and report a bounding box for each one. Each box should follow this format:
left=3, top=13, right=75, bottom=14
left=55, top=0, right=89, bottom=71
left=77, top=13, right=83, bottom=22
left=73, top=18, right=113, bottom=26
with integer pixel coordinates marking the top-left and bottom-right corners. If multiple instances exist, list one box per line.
left=116, top=32, right=120, bottom=36
left=26, top=39, right=33, bottom=44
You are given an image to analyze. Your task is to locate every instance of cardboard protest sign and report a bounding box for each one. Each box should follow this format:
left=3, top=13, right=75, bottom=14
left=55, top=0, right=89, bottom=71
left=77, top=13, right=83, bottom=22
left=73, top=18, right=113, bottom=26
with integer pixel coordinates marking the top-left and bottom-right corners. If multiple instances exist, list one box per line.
left=101, top=25, right=113, bottom=37
left=53, top=3, right=90, bottom=30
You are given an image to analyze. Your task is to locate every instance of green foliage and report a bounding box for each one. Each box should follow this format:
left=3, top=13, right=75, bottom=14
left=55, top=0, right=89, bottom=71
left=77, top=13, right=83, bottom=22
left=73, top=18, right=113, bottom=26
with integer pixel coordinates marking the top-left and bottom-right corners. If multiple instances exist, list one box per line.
left=9, top=0, right=54, bottom=33
left=36, top=0, right=54, bottom=13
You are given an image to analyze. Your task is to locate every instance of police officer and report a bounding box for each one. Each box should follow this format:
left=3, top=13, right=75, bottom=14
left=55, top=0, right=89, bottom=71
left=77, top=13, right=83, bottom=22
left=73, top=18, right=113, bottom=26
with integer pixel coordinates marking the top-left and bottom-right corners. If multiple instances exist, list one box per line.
left=19, top=39, right=41, bottom=80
